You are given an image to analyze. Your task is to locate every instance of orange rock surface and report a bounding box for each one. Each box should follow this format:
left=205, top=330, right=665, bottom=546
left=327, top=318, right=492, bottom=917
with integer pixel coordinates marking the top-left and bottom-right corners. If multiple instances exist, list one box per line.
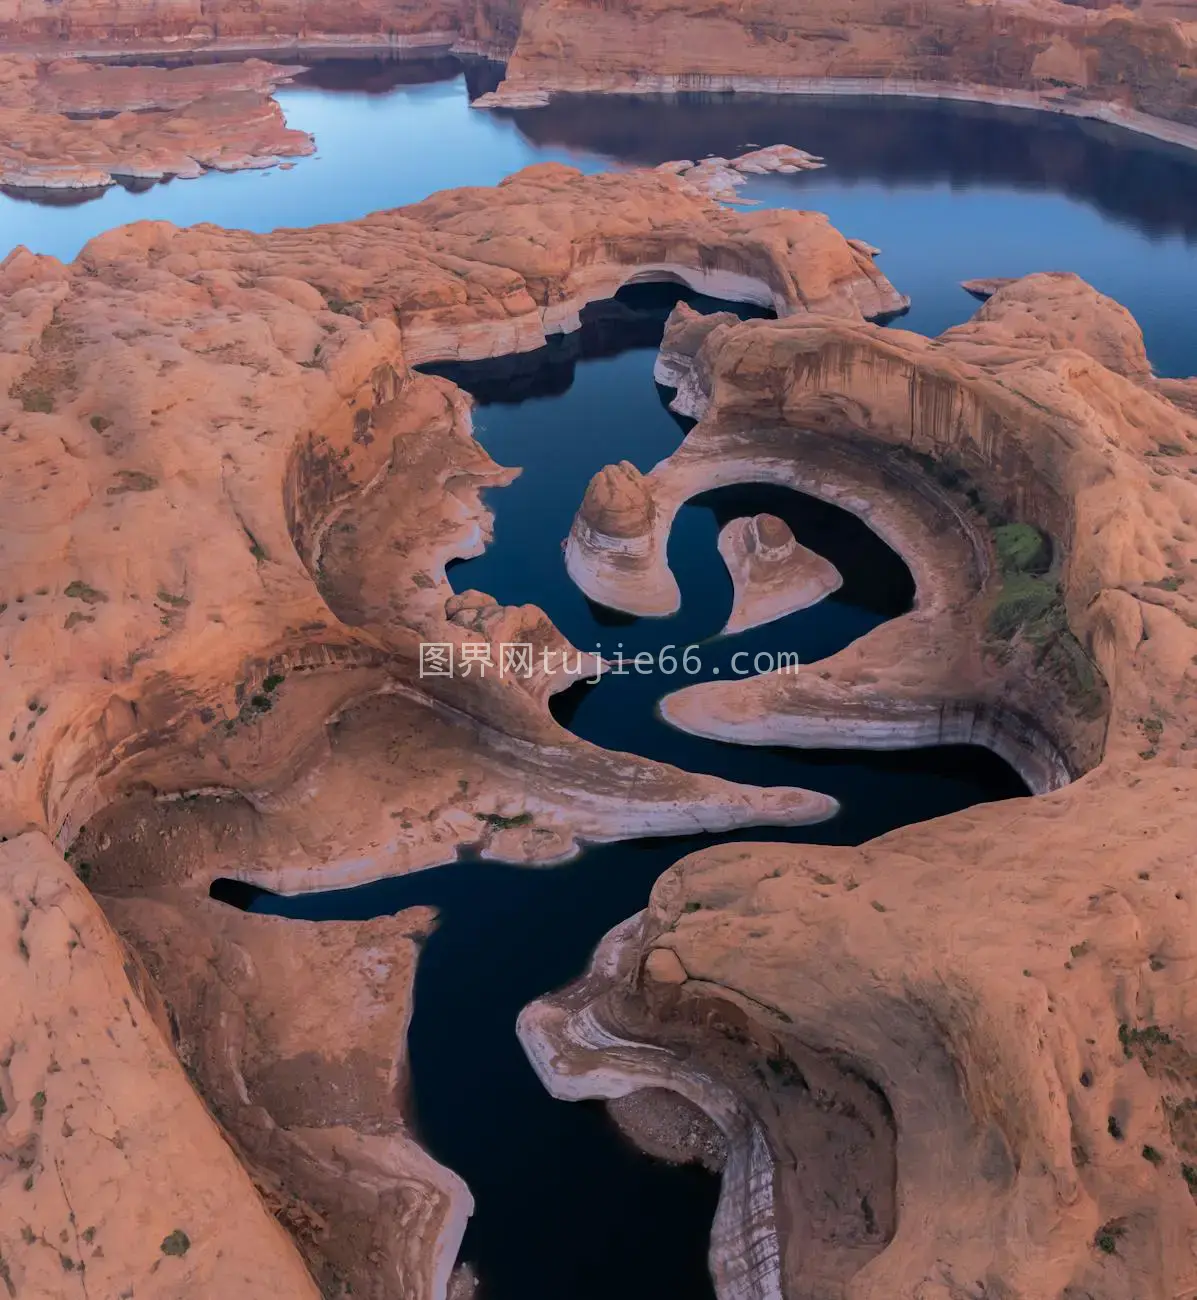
left=535, top=269, right=1197, bottom=1299
left=0, top=164, right=890, bottom=1294
left=717, top=513, right=842, bottom=635
left=0, top=832, right=323, bottom=1299
left=0, top=55, right=313, bottom=190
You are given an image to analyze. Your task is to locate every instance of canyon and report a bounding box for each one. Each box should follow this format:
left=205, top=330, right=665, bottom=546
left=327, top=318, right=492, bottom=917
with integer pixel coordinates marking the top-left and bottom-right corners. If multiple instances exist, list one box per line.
left=541, top=270, right=1197, bottom=1299
left=0, top=163, right=902, bottom=1298
left=3, top=0, right=1197, bottom=149
left=1, top=25, right=1197, bottom=1300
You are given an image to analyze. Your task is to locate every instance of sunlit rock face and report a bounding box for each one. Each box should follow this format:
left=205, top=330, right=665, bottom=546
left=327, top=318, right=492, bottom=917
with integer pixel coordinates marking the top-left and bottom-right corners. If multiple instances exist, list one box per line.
left=0, top=162, right=875, bottom=1297
left=537, top=269, right=1197, bottom=1300
left=717, top=513, right=842, bottom=635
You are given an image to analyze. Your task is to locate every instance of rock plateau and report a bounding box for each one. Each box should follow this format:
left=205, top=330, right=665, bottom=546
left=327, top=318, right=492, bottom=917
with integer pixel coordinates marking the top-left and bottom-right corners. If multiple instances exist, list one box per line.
left=0, top=55, right=314, bottom=191
left=0, top=163, right=895, bottom=1298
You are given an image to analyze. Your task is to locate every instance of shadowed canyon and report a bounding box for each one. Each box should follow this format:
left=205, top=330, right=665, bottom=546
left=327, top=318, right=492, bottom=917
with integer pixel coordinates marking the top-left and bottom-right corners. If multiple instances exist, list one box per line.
left=1, top=17, right=1197, bottom=1300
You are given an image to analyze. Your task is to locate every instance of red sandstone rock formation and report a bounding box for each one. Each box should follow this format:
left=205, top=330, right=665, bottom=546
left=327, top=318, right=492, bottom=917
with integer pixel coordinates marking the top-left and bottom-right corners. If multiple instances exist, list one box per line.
left=717, top=513, right=842, bottom=634
left=536, top=270, right=1197, bottom=1299
left=0, top=55, right=313, bottom=190
left=0, top=164, right=882, bottom=1296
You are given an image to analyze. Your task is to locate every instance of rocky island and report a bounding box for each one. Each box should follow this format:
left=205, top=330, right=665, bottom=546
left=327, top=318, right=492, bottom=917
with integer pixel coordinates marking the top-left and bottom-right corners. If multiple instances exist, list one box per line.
left=717, top=514, right=842, bottom=635
left=0, top=56, right=313, bottom=192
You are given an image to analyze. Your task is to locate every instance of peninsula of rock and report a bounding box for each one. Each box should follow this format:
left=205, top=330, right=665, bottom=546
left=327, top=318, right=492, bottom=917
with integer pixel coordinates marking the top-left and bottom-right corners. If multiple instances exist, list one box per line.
left=0, top=55, right=313, bottom=192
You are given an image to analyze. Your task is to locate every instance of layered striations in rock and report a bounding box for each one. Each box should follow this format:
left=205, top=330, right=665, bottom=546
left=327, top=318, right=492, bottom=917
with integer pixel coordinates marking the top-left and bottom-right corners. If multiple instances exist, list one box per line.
left=717, top=513, right=842, bottom=635
left=538, top=268, right=1197, bottom=1300
left=482, top=0, right=1197, bottom=149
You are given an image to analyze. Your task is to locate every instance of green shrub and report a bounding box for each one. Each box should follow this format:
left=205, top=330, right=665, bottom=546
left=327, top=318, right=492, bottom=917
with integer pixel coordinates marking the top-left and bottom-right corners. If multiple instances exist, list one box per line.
left=1119, top=1022, right=1172, bottom=1059
left=987, top=573, right=1062, bottom=641
left=993, top=522, right=1050, bottom=575
left=1094, top=1220, right=1125, bottom=1254
left=160, top=1230, right=190, bottom=1257
left=63, top=581, right=107, bottom=605
left=474, top=811, right=533, bottom=830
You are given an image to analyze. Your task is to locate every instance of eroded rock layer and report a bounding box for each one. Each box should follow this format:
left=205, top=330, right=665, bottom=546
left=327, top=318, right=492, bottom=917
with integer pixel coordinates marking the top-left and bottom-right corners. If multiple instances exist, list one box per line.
left=0, top=55, right=314, bottom=190
left=0, top=163, right=885, bottom=1296
left=542, top=270, right=1197, bottom=1300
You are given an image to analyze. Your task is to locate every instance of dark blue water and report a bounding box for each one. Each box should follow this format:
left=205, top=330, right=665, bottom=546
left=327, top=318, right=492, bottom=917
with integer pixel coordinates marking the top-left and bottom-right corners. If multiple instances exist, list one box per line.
left=32, top=54, right=1166, bottom=1296
left=218, top=282, right=1028, bottom=1297
left=6, top=60, right=1197, bottom=373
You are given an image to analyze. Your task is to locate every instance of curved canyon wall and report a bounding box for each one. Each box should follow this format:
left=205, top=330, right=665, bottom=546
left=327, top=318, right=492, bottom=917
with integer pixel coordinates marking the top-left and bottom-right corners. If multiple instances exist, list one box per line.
left=3, top=0, right=1197, bottom=141
left=540, top=270, right=1197, bottom=1299
left=0, top=163, right=899, bottom=1298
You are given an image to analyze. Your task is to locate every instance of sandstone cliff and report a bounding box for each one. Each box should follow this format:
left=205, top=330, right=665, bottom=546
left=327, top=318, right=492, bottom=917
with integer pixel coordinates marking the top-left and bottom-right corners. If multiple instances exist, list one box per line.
left=0, top=56, right=313, bottom=191
left=489, top=0, right=1197, bottom=138
left=0, top=164, right=897, bottom=1295
left=533, top=270, right=1197, bottom=1300
left=2, top=0, right=1197, bottom=143
left=6, top=0, right=1195, bottom=144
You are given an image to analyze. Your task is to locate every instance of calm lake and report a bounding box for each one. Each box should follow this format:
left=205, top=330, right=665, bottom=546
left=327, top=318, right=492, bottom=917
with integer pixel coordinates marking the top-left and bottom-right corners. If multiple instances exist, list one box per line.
left=19, top=55, right=1174, bottom=1299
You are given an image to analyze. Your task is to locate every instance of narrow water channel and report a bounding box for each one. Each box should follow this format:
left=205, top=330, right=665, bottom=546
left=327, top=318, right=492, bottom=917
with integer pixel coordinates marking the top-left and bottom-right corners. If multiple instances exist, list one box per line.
left=14, top=50, right=1184, bottom=1298
left=215, top=285, right=1028, bottom=1298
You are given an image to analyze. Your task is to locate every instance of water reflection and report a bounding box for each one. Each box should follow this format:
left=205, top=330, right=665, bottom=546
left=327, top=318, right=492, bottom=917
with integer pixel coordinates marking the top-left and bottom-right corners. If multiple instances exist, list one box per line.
left=2, top=59, right=1197, bottom=372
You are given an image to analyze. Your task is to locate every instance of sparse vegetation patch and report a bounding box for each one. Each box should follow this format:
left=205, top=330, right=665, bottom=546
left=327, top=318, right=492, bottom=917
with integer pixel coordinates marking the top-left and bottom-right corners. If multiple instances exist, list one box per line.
left=475, top=811, right=534, bottom=830
left=160, top=1230, right=190, bottom=1257
left=64, top=581, right=106, bottom=604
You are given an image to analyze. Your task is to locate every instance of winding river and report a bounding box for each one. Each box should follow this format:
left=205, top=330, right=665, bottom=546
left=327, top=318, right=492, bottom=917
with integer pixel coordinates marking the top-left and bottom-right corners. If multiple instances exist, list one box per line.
left=12, top=54, right=1197, bottom=1298
left=222, top=278, right=1028, bottom=1298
